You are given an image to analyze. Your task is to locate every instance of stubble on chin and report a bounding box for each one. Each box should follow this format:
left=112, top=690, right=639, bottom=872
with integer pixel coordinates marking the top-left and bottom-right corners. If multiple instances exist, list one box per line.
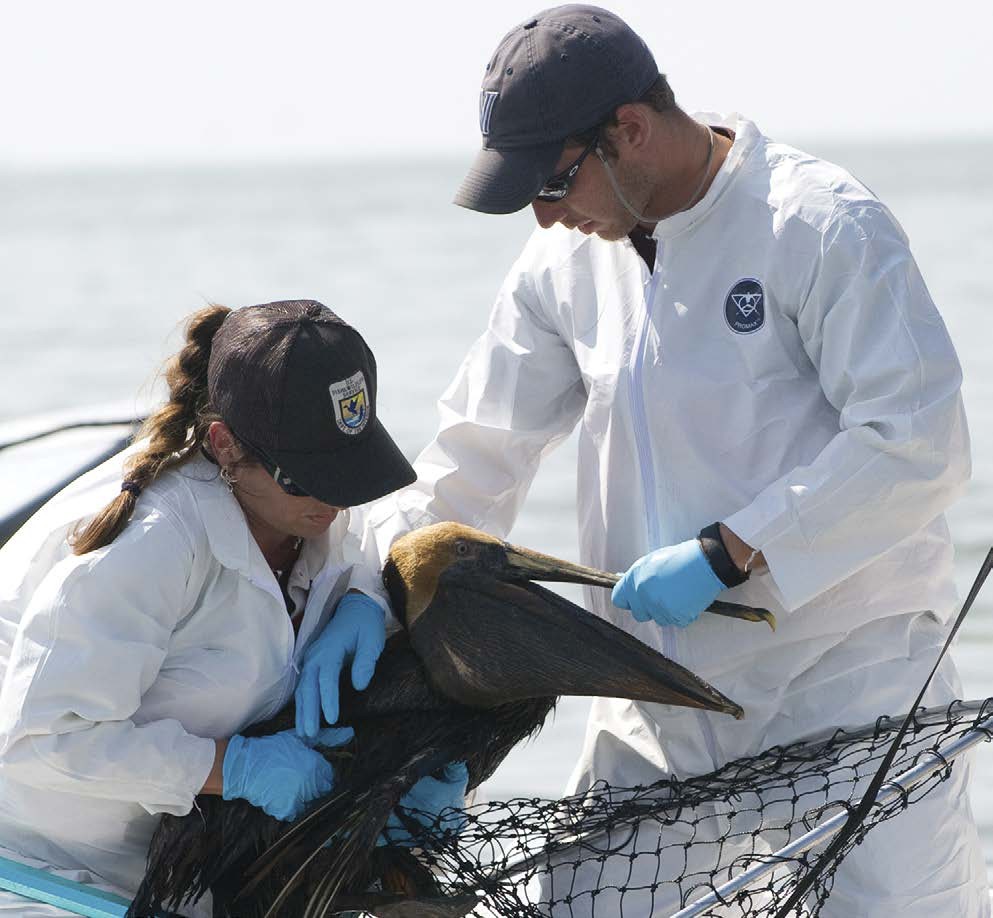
left=597, top=199, right=643, bottom=242
left=596, top=220, right=637, bottom=243
left=595, top=229, right=624, bottom=242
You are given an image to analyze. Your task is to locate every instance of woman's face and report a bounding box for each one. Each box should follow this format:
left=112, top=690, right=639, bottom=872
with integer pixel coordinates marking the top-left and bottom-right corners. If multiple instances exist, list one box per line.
left=230, top=461, right=342, bottom=541
left=207, top=422, right=343, bottom=545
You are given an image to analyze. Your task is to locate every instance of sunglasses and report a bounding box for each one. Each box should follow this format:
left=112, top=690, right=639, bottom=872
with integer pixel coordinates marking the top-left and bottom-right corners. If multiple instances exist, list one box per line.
left=236, top=433, right=311, bottom=498
left=258, top=454, right=310, bottom=498
left=534, top=133, right=600, bottom=203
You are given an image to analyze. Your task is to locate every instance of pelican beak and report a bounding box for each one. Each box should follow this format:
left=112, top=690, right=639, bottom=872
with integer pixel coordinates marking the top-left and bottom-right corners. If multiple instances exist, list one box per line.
left=499, top=544, right=620, bottom=589
left=409, top=540, right=747, bottom=720
left=499, top=542, right=775, bottom=630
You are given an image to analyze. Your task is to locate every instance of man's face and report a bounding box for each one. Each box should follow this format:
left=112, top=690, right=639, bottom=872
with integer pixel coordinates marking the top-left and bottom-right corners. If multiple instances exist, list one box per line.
left=530, top=140, right=647, bottom=241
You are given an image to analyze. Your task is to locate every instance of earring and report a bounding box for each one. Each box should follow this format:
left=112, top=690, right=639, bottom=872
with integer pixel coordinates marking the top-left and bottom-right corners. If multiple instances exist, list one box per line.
left=220, top=466, right=237, bottom=492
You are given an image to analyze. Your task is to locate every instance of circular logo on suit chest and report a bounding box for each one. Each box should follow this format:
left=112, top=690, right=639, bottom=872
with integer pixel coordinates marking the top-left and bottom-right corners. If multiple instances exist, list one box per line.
left=724, top=279, right=765, bottom=334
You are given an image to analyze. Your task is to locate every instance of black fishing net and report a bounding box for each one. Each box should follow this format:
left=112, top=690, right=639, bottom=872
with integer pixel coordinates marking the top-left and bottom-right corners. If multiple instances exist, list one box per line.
left=381, top=698, right=993, bottom=918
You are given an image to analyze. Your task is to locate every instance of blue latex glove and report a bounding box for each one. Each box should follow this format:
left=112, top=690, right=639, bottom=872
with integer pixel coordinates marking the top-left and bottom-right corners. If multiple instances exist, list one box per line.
left=380, top=762, right=469, bottom=847
left=222, top=726, right=354, bottom=821
left=295, top=592, right=386, bottom=739
left=611, top=539, right=724, bottom=627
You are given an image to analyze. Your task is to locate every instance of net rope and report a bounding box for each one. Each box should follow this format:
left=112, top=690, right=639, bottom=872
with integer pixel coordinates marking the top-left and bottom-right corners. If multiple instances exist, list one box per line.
left=384, top=697, right=993, bottom=918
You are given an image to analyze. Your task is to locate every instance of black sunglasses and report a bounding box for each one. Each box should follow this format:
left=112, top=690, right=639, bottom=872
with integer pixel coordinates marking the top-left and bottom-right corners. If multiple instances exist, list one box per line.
left=259, top=454, right=310, bottom=498
left=235, top=433, right=311, bottom=498
left=534, top=133, right=600, bottom=203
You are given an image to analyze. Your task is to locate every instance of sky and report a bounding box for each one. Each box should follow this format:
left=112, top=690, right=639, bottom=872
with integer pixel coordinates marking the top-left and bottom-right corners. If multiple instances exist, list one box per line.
left=2, top=0, right=991, bottom=166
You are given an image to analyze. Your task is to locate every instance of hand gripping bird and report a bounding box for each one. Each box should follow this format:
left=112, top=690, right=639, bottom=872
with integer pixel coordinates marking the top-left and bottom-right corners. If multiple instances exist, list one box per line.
left=128, top=523, right=773, bottom=918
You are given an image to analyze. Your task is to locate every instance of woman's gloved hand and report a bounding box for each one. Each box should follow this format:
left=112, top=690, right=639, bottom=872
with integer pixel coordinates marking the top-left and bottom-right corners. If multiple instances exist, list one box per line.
left=222, top=726, right=354, bottom=821
left=611, top=539, right=724, bottom=627
left=295, top=592, right=386, bottom=739
left=380, top=762, right=469, bottom=847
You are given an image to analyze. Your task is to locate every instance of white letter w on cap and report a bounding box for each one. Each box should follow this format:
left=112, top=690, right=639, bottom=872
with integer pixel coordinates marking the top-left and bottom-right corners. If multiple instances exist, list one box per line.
left=479, top=91, right=499, bottom=135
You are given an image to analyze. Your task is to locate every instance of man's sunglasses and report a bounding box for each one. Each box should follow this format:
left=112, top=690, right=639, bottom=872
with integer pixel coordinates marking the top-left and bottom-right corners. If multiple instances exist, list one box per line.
left=534, top=133, right=599, bottom=203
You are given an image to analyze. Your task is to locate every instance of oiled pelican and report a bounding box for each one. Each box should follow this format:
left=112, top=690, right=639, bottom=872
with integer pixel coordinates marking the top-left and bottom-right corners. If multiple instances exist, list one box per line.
left=129, top=524, right=770, bottom=918
left=386, top=522, right=771, bottom=709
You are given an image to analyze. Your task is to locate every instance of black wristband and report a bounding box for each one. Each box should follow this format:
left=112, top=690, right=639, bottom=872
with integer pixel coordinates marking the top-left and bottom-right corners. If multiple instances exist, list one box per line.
left=697, top=523, right=750, bottom=588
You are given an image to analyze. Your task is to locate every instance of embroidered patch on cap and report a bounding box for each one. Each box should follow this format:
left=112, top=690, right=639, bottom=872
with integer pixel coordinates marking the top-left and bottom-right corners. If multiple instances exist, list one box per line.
left=724, top=278, right=765, bottom=334
left=329, top=371, right=370, bottom=435
left=479, top=90, right=499, bottom=135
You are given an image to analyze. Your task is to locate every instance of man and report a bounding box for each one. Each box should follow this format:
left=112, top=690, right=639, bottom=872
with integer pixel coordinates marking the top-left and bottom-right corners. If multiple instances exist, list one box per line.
left=363, top=5, right=989, bottom=915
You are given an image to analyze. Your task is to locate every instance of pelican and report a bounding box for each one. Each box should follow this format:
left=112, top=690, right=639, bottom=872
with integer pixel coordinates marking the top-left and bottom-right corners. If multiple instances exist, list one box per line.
left=129, top=523, right=771, bottom=918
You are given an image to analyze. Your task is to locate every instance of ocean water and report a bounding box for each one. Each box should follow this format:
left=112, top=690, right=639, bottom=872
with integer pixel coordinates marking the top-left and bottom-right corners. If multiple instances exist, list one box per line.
left=1, top=138, right=992, bottom=878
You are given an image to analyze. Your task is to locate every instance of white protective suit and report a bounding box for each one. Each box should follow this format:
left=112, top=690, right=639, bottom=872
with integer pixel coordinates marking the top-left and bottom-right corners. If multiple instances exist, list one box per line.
left=0, top=449, right=386, bottom=917
left=363, top=114, right=989, bottom=915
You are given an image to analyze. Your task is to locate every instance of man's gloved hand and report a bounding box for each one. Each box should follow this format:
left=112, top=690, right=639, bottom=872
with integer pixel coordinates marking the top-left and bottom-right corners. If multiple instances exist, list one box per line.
left=380, top=762, right=470, bottom=847
left=295, top=592, right=385, bottom=739
left=222, top=726, right=354, bottom=821
left=611, top=539, right=724, bottom=627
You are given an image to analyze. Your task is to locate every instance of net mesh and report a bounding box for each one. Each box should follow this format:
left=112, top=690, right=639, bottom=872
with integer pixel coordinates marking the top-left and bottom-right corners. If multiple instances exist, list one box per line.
left=383, top=698, right=993, bottom=918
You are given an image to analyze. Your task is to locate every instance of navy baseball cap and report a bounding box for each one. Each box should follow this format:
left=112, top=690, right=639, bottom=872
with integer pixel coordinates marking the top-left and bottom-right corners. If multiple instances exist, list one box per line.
left=208, top=300, right=416, bottom=507
left=454, top=5, right=659, bottom=215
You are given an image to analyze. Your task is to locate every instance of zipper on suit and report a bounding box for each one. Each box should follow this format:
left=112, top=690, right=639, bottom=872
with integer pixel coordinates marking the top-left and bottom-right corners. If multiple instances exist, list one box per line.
left=268, top=613, right=301, bottom=718
left=247, top=574, right=301, bottom=718
left=629, top=242, right=677, bottom=662
left=629, top=241, right=722, bottom=769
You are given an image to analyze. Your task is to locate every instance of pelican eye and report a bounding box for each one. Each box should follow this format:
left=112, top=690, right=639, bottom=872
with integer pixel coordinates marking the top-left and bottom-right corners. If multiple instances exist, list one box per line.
left=455, top=540, right=469, bottom=556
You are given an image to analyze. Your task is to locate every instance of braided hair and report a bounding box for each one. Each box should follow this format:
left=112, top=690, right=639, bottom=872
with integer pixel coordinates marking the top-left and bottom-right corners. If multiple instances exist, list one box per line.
left=71, top=304, right=231, bottom=555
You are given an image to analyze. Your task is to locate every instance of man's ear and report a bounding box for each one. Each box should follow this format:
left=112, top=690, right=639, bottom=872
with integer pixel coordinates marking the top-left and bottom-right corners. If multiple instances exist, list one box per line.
left=609, top=103, right=653, bottom=154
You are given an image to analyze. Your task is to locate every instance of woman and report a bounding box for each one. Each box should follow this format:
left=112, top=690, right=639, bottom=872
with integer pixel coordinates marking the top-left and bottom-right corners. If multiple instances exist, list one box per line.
left=0, top=300, right=466, bottom=916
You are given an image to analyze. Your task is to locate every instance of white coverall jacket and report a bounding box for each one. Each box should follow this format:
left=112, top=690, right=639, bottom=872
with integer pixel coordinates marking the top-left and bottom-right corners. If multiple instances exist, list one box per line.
left=363, top=114, right=989, bottom=915
left=0, top=450, right=385, bottom=916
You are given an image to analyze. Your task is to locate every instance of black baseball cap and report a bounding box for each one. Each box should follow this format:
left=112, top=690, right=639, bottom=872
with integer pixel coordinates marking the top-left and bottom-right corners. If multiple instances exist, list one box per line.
left=454, top=4, right=659, bottom=215
left=207, top=300, right=416, bottom=507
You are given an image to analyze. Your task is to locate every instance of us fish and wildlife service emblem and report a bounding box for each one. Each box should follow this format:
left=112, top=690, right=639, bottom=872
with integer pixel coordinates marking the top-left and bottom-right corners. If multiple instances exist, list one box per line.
left=724, top=278, right=765, bottom=334
left=329, top=371, right=370, bottom=436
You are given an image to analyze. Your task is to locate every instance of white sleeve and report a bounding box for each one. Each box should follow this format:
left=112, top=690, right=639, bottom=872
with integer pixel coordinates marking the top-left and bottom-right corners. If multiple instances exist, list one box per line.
left=327, top=509, right=393, bottom=627
left=362, top=261, right=587, bottom=564
left=344, top=563, right=393, bottom=625
left=0, top=512, right=216, bottom=817
left=724, top=204, right=970, bottom=610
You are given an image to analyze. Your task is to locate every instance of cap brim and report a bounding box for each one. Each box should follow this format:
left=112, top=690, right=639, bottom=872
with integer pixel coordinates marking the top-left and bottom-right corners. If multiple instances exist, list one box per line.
left=453, top=141, right=565, bottom=214
left=272, top=419, right=416, bottom=508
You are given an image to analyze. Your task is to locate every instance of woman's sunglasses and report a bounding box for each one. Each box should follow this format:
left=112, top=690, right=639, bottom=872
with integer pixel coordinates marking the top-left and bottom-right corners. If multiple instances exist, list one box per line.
left=534, top=133, right=600, bottom=203
left=256, top=453, right=310, bottom=498
left=234, top=433, right=312, bottom=498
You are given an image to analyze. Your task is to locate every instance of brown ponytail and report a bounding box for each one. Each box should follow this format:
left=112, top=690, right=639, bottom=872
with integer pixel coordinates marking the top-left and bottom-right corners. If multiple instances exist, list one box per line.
left=71, top=304, right=231, bottom=555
